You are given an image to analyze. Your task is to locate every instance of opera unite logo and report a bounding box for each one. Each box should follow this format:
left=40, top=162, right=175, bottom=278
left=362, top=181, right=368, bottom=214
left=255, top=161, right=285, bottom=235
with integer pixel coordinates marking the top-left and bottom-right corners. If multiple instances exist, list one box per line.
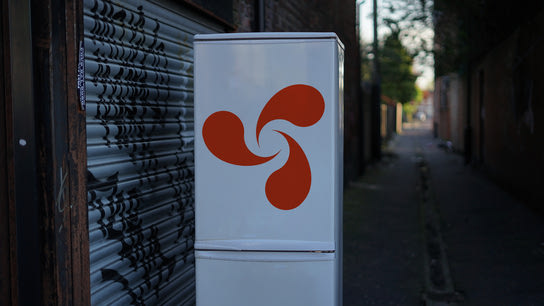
left=202, top=84, right=325, bottom=211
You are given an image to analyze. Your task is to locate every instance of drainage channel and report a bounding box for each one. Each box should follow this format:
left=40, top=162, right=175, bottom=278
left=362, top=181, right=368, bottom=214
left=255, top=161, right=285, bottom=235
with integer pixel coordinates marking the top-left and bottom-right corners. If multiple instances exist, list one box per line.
left=416, top=151, right=464, bottom=305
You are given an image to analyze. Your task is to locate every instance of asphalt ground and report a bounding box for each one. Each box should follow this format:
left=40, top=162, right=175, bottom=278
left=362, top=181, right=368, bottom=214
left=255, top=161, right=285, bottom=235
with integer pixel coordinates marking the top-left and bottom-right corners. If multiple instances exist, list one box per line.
left=343, top=122, right=544, bottom=305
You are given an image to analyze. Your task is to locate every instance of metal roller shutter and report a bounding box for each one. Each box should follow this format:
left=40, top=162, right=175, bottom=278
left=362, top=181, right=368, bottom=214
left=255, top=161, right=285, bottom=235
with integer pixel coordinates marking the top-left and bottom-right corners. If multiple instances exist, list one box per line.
left=84, top=0, right=218, bottom=304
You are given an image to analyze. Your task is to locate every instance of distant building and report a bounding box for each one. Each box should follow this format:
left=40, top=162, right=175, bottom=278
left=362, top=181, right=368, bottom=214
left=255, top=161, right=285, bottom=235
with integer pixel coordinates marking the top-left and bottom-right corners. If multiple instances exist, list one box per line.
left=418, top=90, right=433, bottom=121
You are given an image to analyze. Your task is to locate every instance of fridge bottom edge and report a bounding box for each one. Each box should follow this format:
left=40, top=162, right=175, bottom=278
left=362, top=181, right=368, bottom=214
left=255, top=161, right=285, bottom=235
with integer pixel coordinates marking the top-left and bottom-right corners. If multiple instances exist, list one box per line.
left=195, top=250, right=339, bottom=306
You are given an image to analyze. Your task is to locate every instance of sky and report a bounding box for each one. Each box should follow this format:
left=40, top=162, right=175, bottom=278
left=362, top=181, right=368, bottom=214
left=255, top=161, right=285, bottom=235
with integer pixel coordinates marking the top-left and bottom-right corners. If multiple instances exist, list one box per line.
left=357, top=0, right=435, bottom=90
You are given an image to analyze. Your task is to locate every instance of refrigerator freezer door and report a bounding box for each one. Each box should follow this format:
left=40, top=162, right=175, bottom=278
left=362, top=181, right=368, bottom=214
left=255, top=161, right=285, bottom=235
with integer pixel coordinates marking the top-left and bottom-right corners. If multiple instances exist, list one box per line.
left=195, top=34, right=343, bottom=250
left=195, top=250, right=337, bottom=306
left=194, top=239, right=333, bottom=252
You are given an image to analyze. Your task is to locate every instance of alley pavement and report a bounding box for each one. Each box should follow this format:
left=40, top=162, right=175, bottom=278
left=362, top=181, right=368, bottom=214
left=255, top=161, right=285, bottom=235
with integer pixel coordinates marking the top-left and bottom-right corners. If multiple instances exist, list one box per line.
left=343, top=122, right=544, bottom=305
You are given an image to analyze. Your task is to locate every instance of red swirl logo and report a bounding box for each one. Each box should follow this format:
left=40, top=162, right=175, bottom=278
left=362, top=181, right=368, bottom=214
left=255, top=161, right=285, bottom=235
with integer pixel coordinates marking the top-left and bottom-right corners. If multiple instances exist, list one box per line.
left=202, top=84, right=325, bottom=210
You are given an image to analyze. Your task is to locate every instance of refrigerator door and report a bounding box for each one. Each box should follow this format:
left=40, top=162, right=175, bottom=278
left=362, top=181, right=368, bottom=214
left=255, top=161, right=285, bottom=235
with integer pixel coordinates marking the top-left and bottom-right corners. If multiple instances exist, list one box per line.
left=194, top=33, right=343, bottom=251
left=195, top=250, right=337, bottom=306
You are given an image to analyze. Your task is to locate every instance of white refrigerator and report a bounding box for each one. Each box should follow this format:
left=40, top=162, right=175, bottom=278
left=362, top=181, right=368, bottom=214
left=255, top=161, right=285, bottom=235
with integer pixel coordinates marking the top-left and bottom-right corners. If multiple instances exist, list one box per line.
left=194, top=33, right=344, bottom=306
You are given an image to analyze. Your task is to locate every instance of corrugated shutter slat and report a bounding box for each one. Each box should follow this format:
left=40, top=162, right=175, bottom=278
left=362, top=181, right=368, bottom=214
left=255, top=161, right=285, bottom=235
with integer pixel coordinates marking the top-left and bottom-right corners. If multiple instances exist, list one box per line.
left=84, top=0, right=216, bottom=304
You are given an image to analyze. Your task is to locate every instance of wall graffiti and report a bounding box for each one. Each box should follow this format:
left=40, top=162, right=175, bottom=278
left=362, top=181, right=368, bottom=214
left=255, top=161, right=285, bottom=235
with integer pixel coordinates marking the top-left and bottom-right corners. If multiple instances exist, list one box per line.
left=84, top=0, right=197, bottom=304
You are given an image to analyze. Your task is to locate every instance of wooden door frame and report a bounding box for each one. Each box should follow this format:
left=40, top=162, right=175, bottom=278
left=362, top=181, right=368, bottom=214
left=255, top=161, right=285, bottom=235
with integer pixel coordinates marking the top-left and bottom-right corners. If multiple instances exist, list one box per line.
left=2, top=0, right=90, bottom=304
left=1, top=0, right=18, bottom=304
left=31, top=0, right=90, bottom=304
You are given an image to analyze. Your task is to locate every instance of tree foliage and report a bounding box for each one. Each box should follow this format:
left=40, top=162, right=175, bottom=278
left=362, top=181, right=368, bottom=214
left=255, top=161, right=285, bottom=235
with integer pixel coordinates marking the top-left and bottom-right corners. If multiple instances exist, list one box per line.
left=380, top=31, right=418, bottom=103
left=433, top=0, right=544, bottom=76
left=380, top=0, right=434, bottom=68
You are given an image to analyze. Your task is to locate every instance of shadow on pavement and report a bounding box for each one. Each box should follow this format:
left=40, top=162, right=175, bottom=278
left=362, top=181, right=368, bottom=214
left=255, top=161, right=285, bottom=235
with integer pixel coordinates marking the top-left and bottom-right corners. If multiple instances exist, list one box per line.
left=343, top=122, right=544, bottom=305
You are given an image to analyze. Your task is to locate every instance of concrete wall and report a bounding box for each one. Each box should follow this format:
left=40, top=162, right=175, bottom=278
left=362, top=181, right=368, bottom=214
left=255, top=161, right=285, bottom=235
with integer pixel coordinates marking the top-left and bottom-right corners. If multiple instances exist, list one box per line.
left=419, top=91, right=434, bottom=120
left=469, top=10, right=544, bottom=210
left=434, top=74, right=465, bottom=152
left=362, top=82, right=373, bottom=164
left=436, top=9, right=544, bottom=211
left=448, top=75, right=465, bottom=151
left=435, top=75, right=452, bottom=142
left=396, top=103, right=403, bottom=134
left=380, top=103, right=397, bottom=141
